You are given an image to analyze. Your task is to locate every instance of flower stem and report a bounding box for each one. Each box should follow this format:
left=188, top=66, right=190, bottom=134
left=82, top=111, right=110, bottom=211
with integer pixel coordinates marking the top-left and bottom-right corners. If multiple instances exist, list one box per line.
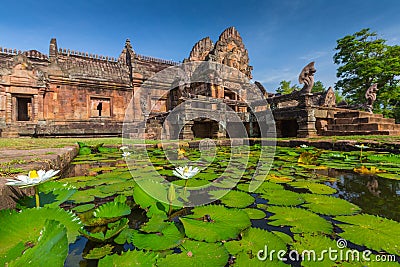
left=168, top=202, right=172, bottom=216
left=34, top=186, right=40, bottom=208
left=184, top=179, right=188, bottom=194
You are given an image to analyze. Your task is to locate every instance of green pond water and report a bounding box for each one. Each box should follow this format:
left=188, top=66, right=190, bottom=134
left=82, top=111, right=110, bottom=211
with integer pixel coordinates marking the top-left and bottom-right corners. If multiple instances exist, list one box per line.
left=1, top=144, right=399, bottom=266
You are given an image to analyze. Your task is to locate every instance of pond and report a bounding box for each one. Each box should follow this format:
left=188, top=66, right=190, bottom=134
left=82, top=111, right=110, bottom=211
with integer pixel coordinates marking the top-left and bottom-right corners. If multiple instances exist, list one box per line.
left=1, top=143, right=399, bottom=266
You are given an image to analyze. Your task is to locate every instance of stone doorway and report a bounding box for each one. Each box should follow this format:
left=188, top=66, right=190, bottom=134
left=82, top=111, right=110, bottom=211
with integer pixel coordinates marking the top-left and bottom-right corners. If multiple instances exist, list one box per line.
left=280, top=119, right=298, bottom=137
left=192, top=120, right=219, bottom=138
left=16, top=97, right=32, bottom=121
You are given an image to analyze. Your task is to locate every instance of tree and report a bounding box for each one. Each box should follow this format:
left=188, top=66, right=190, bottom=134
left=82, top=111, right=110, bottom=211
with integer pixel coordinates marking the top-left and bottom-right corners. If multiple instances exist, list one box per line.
left=333, top=28, right=400, bottom=121
left=276, top=80, right=300, bottom=95
left=311, top=80, right=326, bottom=93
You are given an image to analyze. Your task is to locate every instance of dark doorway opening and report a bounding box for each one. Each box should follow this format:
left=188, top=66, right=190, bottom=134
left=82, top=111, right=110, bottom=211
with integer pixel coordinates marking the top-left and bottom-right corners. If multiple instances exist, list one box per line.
left=280, top=120, right=298, bottom=137
left=17, top=97, right=32, bottom=121
left=192, top=120, right=219, bottom=138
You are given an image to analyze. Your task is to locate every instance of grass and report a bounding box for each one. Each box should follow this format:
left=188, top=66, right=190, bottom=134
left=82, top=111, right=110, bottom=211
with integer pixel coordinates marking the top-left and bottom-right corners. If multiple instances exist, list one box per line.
left=0, top=137, right=123, bottom=150
left=0, top=136, right=399, bottom=151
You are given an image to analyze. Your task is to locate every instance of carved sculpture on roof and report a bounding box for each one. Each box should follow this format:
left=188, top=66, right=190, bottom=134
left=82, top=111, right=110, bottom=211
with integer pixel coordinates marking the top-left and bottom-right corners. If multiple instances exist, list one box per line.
left=365, top=83, right=378, bottom=113
left=205, top=27, right=253, bottom=79
left=188, top=37, right=214, bottom=62
left=298, top=62, right=316, bottom=94
left=320, top=87, right=336, bottom=107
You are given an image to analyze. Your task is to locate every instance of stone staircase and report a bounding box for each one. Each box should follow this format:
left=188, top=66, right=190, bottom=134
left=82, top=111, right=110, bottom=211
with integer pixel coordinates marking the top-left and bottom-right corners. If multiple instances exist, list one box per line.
left=324, top=111, right=400, bottom=136
left=0, top=123, right=37, bottom=137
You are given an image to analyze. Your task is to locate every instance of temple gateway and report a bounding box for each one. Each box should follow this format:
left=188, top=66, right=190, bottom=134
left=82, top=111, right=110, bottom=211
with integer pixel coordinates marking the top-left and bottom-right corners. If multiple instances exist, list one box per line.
left=0, top=27, right=399, bottom=138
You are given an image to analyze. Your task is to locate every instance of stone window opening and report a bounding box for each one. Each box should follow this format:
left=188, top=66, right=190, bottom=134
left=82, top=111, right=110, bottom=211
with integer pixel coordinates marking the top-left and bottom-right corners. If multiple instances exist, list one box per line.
left=90, top=97, right=111, bottom=118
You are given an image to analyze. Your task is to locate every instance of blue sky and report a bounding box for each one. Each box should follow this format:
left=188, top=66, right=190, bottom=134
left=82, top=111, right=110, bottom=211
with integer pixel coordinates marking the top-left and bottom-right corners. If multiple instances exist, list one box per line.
left=1, top=0, right=399, bottom=92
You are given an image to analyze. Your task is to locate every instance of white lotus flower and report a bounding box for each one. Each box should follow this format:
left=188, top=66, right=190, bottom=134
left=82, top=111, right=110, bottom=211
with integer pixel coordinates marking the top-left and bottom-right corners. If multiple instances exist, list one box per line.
left=122, top=151, right=131, bottom=158
left=173, top=166, right=200, bottom=180
left=300, top=144, right=308, bottom=148
left=355, top=144, right=368, bottom=149
left=6, top=169, right=60, bottom=188
left=120, top=146, right=129, bottom=151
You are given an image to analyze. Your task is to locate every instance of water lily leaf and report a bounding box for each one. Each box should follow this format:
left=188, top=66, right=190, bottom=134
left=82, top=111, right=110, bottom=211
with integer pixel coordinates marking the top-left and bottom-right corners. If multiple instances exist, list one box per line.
left=243, top=208, right=266, bottom=220
left=97, top=181, right=134, bottom=194
left=132, top=183, right=168, bottom=213
left=140, top=213, right=169, bottom=233
left=157, top=239, right=229, bottom=267
left=114, top=228, right=135, bottom=245
left=298, top=151, right=320, bottom=165
left=302, top=194, right=361, bottom=216
left=131, top=223, right=184, bottom=251
left=180, top=205, right=251, bottom=242
left=267, top=206, right=333, bottom=234
left=266, top=174, right=293, bottom=182
left=89, top=166, right=117, bottom=172
left=292, top=233, right=350, bottom=267
left=72, top=203, right=95, bottom=213
left=7, top=220, right=68, bottom=267
left=84, top=244, right=114, bottom=259
left=224, top=227, right=287, bottom=258
left=233, top=251, right=287, bottom=266
left=93, top=197, right=131, bottom=218
left=209, top=190, right=254, bottom=208
left=376, top=173, right=400, bottom=180
left=335, top=214, right=400, bottom=255
left=259, top=189, right=304, bottom=206
left=288, top=181, right=336, bottom=195
left=98, top=249, right=158, bottom=267
left=80, top=218, right=128, bottom=242
left=16, top=188, right=77, bottom=209
left=0, top=207, right=81, bottom=258
left=353, top=166, right=385, bottom=175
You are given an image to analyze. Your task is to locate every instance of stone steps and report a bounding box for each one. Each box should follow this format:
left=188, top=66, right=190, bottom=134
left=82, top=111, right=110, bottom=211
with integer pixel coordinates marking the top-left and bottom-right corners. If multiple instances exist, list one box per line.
left=328, top=123, right=400, bottom=131
left=334, top=117, right=396, bottom=125
left=324, top=110, right=400, bottom=136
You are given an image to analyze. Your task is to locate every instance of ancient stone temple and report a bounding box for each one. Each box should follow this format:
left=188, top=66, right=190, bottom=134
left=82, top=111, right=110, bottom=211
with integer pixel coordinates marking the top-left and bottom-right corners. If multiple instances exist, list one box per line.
left=0, top=27, right=399, bottom=138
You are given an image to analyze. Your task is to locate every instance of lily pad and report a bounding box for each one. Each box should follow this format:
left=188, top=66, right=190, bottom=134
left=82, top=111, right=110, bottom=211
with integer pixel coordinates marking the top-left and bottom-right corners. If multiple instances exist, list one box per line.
left=180, top=205, right=251, bottom=242
left=80, top=218, right=128, bottom=242
left=72, top=204, right=95, bottom=213
left=6, top=220, right=68, bottom=267
left=93, top=197, right=131, bottom=219
left=0, top=207, right=81, bottom=255
left=335, top=214, right=400, bottom=255
left=157, top=239, right=229, bottom=267
left=84, top=244, right=114, bottom=259
left=224, top=227, right=287, bottom=259
left=302, top=194, right=361, bottom=216
left=243, top=208, right=266, bottom=220
left=131, top=223, right=184, bottom=251
left=267, top=206, right=333, bottom=234
left=288, top=181, right=336, bottom=195
left=259, top=189, right=304, bottom=206
left=209, top=190, right=254, bottom=208
left=98, top=249, right=158, bottom=267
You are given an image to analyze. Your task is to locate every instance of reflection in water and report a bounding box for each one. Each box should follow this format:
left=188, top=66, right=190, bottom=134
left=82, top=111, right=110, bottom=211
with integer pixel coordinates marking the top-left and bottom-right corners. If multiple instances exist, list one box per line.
left=318, top=169, right=400, bottom=221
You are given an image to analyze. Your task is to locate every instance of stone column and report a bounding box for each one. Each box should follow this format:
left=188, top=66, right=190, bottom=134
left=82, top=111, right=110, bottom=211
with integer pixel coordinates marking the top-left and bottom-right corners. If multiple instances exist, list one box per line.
left=297, top=108, right=317, bottom=138
left=179, top=121, right=194, bottom=140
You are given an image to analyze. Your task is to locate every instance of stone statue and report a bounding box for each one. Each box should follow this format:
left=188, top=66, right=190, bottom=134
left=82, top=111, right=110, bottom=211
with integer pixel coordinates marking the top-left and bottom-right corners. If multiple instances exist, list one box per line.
left=298, top=62, right=316, bottom=94
left=365, top=84, right=378, bottom=113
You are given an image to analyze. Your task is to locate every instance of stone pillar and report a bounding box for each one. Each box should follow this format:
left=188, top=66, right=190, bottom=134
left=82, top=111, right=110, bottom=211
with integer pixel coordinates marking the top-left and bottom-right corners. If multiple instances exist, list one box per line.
left=179, top=121, right=194, bottom=140
left=6, top=93, right=12, bottom=123
left=37, top=89, right=45, bottom=121
left=297, top=108, right=317, bottom=138
left=0, top=91, right=6, bottom=125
